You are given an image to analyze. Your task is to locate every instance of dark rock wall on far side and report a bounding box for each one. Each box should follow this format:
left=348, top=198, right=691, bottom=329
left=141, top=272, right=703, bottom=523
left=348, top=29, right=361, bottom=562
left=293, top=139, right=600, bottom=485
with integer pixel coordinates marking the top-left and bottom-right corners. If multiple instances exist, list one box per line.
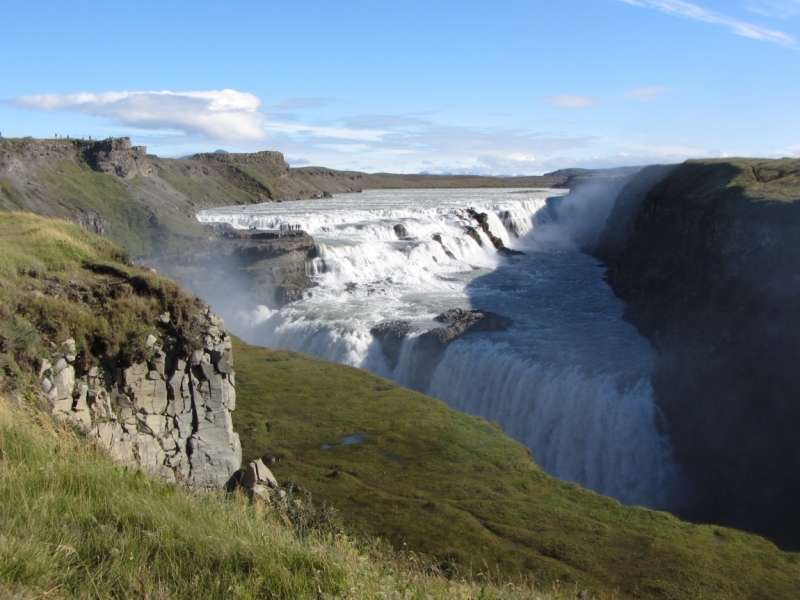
left=590, top=158, right=800, bottom=549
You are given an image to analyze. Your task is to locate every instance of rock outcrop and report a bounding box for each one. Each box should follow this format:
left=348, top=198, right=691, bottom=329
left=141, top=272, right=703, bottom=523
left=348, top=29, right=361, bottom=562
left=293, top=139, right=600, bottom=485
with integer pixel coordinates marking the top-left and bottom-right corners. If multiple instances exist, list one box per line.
left=146, top=228, right=317, bottom=311
left=39, top=309, right=242, bottom=488
left=464, top=208, right=524, bottom=256
left=371, top=309, right=513, bottom=390
left=83, top=137, right=151, bottom=179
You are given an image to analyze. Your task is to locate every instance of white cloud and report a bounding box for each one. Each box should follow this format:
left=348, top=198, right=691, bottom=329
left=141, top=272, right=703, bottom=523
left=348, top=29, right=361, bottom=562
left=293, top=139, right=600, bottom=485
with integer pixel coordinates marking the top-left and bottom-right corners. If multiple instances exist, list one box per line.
left=264, top=97, right=333, bottom=111
left=624, top=142, right=711, bottom=155
left=618, top=0, right=797, bottom=47
left=622, top=86, right=673, bottom=101
left=743, top=0, right=800, bottom=18
left=9, top=88, right=717, bottom=174
left=12, top=89, right=267, bottom=142
left=265, top=116, right=601, bottom=175
left=540, top=95, right=602, bottom=109
left=315, top=143, right=371, bottom=153
left=263, top=121, right=388, bottom=142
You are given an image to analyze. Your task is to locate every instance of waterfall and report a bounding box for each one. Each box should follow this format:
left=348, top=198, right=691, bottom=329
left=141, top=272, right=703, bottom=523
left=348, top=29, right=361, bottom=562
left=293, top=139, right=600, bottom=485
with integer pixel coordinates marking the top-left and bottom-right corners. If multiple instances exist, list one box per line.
left=198, top=187, right=684, bottom=509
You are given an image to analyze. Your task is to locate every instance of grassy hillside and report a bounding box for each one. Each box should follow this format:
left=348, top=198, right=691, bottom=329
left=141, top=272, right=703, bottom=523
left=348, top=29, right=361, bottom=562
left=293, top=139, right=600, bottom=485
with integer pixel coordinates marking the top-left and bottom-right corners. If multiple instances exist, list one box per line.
left=0, top=211, right=561, bottom=599
left=1, top=394, right=577, bottom=599
left=0, top=211, right=210, bottom=394
left=231, top=338, right=800, bottom=599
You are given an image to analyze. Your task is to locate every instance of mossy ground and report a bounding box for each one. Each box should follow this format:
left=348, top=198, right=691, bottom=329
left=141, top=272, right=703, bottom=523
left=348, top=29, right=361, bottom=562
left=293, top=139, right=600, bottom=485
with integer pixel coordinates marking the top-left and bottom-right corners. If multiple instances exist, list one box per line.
left=232, top=338, right=800, bottom=599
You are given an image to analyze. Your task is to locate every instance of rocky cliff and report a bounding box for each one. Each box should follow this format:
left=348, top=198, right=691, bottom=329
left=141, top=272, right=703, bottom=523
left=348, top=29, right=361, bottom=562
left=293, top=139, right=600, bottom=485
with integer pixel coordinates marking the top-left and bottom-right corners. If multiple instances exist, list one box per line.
left=0, top=137, right=366, bottom=257
left=592, top=158, right=800, bottom=549
left=0, top=212, right=241, bottom=488
left=41, top=311, right=241, bottom=488
left=145, top=228, right=317, bottom=312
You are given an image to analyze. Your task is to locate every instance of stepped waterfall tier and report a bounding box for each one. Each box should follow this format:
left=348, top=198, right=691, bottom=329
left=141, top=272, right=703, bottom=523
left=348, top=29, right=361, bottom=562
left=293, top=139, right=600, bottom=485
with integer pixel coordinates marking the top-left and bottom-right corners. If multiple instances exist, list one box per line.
left=198, top=188, right=684, bottom=509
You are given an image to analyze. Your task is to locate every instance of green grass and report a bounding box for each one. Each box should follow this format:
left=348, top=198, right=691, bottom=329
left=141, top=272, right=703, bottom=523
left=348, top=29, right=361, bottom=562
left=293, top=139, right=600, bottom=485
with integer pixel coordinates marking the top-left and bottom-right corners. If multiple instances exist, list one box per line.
left=1, top=395, right=577, bottom=600
left=231, top=338, right=800, bottom=599
left=231, top=164, right=278, bottom=199
left=36, top=160, right=156, bottom=256
left=0, top=212, right=207, bottom=390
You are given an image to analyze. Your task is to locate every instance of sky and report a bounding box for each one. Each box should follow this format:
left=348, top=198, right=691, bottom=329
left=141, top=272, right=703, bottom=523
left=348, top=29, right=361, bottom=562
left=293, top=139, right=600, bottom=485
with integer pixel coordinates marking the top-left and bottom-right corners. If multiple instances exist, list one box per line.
left=1, top=0, right=799, bottom=174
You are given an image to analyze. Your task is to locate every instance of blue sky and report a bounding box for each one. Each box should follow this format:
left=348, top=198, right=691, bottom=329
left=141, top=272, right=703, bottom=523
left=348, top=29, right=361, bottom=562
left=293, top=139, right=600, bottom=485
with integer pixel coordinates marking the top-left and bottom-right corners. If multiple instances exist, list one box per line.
left=1, top=0, right=799, bottom=174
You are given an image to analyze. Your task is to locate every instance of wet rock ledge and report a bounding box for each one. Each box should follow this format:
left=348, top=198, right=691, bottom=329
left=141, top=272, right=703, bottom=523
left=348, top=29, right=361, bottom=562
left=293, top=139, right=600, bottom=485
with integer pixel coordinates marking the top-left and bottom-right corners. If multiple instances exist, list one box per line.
left=146, top=227, right=317, bottom=310
left=371, top=308, right=513, bottom=390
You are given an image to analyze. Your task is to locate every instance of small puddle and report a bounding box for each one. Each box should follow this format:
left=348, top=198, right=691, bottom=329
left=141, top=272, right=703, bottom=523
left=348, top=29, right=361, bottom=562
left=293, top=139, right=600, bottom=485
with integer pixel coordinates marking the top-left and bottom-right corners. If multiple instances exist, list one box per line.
left=381, top=450, right=405, bottom=462
left=322, top=433, right=368, bottom=450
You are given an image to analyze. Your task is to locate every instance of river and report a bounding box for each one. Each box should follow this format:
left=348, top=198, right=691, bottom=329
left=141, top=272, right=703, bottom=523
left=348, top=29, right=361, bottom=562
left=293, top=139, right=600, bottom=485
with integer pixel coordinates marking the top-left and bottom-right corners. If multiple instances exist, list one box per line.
left=198, top=187, right=683, bottom=509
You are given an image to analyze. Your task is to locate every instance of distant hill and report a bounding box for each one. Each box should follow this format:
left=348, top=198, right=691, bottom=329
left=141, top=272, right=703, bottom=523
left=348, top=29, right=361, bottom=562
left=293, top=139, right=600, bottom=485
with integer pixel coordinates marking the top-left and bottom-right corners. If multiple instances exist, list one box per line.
left=0, top=136, right=578, bottom=257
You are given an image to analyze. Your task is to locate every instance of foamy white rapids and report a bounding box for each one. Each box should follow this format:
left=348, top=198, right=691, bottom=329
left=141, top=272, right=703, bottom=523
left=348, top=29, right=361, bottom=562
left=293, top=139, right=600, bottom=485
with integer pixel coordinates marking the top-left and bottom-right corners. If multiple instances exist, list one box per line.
left=198, top=188, right=682, bottom=508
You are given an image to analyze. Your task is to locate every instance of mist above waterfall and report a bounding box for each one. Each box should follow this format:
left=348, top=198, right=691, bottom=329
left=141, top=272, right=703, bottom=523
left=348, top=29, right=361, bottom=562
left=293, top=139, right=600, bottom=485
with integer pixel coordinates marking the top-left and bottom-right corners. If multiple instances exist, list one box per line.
left=197, top=186, right=686, bottom=509
left=525, top=176, right=636, bottom=250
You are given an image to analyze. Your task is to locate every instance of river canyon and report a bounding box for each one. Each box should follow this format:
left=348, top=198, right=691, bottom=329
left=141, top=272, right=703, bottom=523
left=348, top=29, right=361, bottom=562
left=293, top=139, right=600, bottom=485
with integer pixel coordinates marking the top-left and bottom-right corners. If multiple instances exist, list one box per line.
left=197, top=187, right=686, bottom=510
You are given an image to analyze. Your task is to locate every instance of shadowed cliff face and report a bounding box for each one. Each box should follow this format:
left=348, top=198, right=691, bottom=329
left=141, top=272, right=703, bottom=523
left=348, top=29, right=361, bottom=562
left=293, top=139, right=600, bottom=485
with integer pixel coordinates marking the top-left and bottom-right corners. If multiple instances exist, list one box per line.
left=592, top=158, right=800, bottom=549
left=144, top=229, right=317, bottom=324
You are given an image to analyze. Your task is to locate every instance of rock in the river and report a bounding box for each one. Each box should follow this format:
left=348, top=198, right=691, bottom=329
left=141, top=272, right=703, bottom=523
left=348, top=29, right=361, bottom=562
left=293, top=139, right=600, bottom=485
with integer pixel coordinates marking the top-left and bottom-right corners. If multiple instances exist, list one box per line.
left=431, top=308, right=514, bottom=342
left=393, top=224, right=408, bottom=239
left=464, top=226, right=483, bottom=247
left=465, top=208, right=522, bottom=253
left=371, top=309, right=513, bottom=392
left=431, top=234, right=457, bottom=259
left=370, top=321, right=418, bottom=371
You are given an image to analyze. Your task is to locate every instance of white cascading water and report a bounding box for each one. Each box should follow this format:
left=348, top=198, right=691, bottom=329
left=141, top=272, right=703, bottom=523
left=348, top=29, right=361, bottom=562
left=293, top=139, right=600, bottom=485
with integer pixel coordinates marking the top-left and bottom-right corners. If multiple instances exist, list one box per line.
left=198, top=187, right=682, bottom=509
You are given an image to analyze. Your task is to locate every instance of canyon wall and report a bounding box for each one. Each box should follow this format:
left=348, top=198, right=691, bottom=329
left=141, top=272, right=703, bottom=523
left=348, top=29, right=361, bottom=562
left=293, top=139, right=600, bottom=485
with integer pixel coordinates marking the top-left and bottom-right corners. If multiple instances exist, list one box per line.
left=145, top=229, right=317, bottom=312
left=592, top=158, right=800, bottom=548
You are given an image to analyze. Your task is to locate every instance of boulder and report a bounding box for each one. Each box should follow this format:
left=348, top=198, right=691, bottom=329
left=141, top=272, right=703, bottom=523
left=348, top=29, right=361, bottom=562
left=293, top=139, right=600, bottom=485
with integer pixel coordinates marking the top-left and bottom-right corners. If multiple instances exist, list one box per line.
left=240, top=458, right=278, bottom=489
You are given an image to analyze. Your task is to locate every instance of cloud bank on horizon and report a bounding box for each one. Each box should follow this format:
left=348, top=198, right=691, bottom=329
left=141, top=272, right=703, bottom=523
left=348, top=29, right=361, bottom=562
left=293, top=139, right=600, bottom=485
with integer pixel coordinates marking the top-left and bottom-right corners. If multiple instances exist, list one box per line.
left=10, top=86, right=711, bottom=174
left=12, top=90, right=268, bottom=142
left=2, top=0, right=799, bottom=174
